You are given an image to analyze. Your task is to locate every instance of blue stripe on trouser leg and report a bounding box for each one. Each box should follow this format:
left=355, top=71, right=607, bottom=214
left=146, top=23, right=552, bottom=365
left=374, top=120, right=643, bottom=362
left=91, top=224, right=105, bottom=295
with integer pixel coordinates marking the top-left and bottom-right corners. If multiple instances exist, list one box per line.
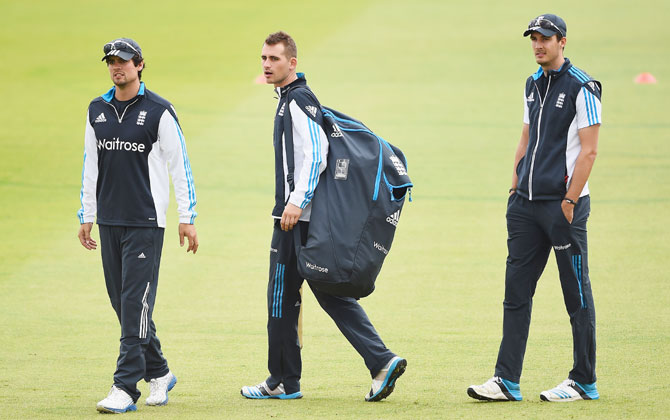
left=278, top=264, right=285, bottom=318
left=272, top=263, right=280, bottom=317
left=573, top=254, right=586, bottom=309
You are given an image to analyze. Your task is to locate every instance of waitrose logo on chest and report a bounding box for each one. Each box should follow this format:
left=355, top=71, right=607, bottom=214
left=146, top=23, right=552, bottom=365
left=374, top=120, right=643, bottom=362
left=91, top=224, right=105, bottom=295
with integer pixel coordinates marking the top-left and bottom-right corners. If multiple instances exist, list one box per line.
left=98, top=137, right=146, bottom=153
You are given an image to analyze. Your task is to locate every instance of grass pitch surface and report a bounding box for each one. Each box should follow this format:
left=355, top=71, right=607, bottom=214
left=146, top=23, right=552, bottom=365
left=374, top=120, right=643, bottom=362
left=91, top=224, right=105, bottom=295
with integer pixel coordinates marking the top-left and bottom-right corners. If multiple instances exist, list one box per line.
left=1, top=1, right=669, bottom=419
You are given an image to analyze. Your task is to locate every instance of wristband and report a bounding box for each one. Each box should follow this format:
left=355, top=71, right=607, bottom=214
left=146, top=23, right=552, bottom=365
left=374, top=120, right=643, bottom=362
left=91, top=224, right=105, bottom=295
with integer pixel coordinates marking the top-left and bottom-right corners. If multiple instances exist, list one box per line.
left=564, top=198, right=577, bottom=205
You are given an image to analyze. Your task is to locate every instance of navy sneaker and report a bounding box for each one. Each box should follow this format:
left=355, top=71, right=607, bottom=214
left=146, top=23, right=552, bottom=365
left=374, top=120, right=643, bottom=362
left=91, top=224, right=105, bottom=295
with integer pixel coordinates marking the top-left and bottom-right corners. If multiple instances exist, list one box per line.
left=467, top=376, right=522, bottom=401
left=365, top=356, right=407, bottom=402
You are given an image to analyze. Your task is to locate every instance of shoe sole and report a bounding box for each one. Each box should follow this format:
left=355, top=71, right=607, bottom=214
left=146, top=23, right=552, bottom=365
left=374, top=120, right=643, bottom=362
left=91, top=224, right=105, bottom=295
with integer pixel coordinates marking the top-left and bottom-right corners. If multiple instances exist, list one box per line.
left=96, top=404, right=137, bottom=413
left=146, top=375, right=177, bottom=406
left=366, top=358, right=407, bottom=402
left=540, top=394, right=597, bottom=402
left=467, top=387, right=519, bottom=402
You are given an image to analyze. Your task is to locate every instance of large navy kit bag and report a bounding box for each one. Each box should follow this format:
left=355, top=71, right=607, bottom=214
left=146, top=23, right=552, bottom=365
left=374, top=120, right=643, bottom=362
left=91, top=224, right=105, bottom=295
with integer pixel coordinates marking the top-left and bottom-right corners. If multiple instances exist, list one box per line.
left=285, top=88, right=412, bottom=298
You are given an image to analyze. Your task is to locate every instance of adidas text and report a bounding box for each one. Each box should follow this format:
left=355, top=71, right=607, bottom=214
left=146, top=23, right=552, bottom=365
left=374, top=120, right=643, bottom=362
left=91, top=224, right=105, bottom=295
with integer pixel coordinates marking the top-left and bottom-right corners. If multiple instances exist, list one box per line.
left=331, top=124, right=343, bottom=137
left=386, top=210, right=400, bottom=226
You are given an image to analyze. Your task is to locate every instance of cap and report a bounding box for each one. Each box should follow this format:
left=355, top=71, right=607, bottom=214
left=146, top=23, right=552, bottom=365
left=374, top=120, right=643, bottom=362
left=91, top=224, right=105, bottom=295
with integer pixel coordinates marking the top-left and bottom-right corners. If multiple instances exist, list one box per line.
left=523, top=14, right=567, bottom=38
left=102, top=38, right=143, bottom=62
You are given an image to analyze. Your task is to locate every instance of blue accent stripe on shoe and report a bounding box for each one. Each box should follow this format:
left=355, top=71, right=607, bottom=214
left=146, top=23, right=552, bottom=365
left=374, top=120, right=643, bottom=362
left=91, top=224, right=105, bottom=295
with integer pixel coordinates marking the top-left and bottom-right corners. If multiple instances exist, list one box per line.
left=167, top=375, right=177, bottom=392
left=574, top=381, right=599, bottom=400
left=499, top=378, right=523, bottom=401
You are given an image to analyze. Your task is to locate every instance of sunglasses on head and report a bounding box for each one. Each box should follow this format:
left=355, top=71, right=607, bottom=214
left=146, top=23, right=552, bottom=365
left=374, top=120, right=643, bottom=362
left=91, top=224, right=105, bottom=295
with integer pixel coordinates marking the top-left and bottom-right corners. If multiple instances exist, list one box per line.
left=103, top=40, right=141, bottom=57
left=527, top=18, right=564, bottom=37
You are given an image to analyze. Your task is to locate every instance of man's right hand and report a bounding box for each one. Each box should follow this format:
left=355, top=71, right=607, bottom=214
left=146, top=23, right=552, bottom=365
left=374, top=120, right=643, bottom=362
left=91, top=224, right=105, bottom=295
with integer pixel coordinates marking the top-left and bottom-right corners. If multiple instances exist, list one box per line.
left=78, top=223, right=97, bottom=250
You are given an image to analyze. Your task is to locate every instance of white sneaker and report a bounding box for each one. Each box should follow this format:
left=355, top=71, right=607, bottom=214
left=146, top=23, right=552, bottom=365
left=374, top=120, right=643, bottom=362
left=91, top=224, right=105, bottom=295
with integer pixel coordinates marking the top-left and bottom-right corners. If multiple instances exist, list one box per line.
left=96, top=385, right=137, bottom=413
left=540, top=379, right=599, bottom=402
left=467, top=376, right=522, bottom=401
left=365, top=356, right=407, bottom=402
left=145, top=371, right=177, bottom=406
left=241, top=381, right=302, bottom=399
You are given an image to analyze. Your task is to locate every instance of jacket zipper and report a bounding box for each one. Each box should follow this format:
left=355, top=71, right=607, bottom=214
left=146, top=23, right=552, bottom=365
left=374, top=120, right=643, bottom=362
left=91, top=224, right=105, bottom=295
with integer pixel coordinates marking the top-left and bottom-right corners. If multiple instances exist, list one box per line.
left=105, top=97, right=140, bottom=123
left=528, top=75, right=551, bottom=201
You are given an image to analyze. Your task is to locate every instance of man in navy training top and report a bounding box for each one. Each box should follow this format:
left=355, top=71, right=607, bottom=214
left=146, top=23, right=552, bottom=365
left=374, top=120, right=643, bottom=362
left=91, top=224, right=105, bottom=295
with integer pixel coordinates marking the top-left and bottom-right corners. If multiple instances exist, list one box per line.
left=240, top=31, right=406, bottom=402
left=468, top=14, right=602, bottom=402
left=77, top=37, right=199, bottom=413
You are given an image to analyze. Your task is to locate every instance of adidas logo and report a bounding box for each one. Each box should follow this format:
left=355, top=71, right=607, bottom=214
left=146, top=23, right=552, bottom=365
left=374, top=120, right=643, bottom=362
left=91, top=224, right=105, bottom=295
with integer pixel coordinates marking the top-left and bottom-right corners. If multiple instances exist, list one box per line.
left=294, top=301, right=301, bottom=307
left=386, top=210, right=401, bottom=226
left=138, top=252, right=146, bottom=259
left=527, top=91, right=534, bottom=102
left=555, top=92, right=566, bottom=109
left=305, top=105, right=318, bottom=117
left=136, top=110, right=147, bottom=126
left=95, top=113, right=107, bottom=123
left=331, top=124, right=343, bottom=137
left=278, top=103, right=285, bottom=116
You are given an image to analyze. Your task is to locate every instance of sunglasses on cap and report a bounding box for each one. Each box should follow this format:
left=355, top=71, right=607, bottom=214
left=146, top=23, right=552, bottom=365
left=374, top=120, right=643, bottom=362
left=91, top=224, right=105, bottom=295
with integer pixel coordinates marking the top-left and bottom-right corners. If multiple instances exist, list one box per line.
left=527, top=18, right=565, bottom=37
left=103, top=40, right=141, bottom=57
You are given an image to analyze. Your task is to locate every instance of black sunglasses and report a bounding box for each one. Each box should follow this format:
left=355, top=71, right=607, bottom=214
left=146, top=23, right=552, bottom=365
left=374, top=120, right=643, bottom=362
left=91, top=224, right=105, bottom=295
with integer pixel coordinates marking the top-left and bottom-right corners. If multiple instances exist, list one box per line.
left=103, top=40, right=141, bottom=57
left=527, top=18, right=564, bottom=37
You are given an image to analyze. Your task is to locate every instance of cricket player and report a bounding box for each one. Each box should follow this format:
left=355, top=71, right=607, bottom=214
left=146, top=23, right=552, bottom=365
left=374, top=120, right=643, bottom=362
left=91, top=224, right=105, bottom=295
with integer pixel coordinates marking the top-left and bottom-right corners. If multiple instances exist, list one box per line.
left=77, top=37, right=198, bottom=413
left=240, top=31, right=406, bottom=402
left=468, top=14, right=602, bottom=402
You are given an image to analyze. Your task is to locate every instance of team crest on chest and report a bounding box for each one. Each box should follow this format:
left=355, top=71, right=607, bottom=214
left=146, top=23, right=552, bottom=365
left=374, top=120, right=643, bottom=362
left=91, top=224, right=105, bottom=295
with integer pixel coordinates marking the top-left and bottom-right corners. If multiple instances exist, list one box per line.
left=136, top=110, right=147, bottom=125
left=555, top=92, right=566, bottom=109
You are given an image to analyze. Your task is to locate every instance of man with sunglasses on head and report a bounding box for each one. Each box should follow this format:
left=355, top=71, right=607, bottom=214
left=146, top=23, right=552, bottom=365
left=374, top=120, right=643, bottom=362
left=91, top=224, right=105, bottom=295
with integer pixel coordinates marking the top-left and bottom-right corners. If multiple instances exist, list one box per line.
left=77, top=37, right=198, bottom=413
left=468, top=14, right=602, bottom=402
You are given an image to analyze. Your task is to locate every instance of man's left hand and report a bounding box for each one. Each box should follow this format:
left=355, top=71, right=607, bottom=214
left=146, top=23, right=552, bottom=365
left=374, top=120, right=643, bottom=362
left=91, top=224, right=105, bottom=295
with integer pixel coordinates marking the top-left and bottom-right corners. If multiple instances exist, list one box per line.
left=281, top=203, right=303, bottom=231
left=179, top=223, right=199, bottom=254
left=561, top=200, right=575, bottom=224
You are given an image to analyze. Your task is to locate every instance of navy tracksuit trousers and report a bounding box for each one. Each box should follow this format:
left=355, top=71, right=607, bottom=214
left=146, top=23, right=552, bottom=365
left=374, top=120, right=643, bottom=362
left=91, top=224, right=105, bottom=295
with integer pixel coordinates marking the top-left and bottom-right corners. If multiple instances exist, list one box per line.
left=495, top=194, right=596, bottom=384
left=99, top=225, right=170, bottom=402
left=266, top=220, right=395, bottom=394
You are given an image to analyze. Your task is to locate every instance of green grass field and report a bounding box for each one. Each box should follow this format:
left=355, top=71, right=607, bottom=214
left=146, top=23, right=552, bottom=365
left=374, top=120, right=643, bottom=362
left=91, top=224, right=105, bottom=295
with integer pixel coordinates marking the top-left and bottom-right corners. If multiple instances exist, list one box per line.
left=1, top=0, right=669, bottom=418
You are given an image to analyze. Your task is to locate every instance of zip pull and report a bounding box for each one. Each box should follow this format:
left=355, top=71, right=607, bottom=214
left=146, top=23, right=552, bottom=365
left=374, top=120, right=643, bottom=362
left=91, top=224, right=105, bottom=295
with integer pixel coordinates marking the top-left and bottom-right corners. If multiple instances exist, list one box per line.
left=408, top=188, right=412, bottom=202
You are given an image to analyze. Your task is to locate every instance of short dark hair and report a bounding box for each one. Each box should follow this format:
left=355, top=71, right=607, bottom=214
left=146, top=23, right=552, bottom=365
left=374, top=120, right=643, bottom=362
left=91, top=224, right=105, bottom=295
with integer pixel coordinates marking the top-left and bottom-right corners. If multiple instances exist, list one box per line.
left=132, top=55, right=144, bottom=80
left=264, top=31, right=297, bottom=59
